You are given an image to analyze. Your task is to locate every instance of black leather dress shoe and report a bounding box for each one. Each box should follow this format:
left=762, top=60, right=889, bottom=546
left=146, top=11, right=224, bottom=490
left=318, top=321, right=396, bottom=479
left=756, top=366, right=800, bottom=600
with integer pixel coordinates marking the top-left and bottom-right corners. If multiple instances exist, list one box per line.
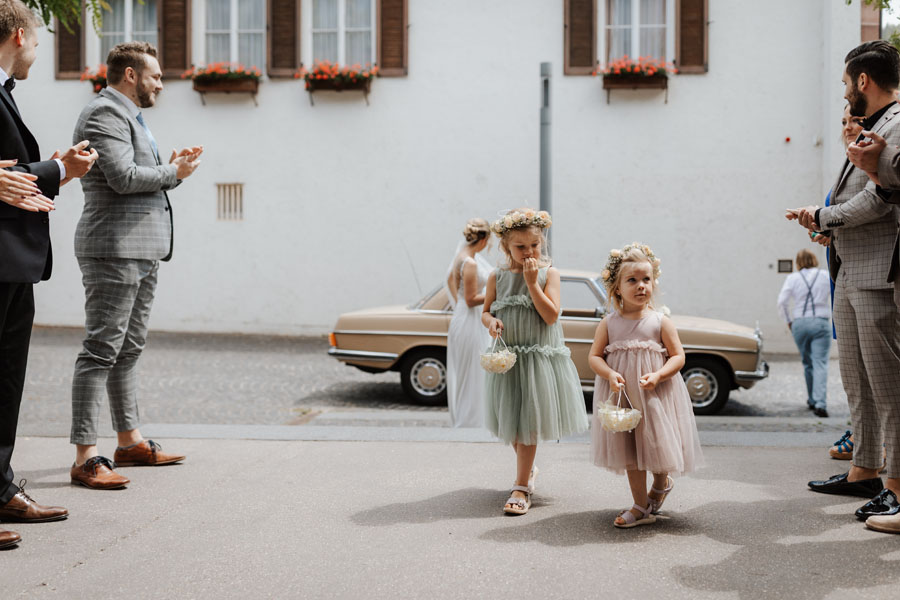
left=813, top=406, right=829, bottom=418
left=808, top=472, right=884, bottom=497
left=855, top=489, right=900, bottom=520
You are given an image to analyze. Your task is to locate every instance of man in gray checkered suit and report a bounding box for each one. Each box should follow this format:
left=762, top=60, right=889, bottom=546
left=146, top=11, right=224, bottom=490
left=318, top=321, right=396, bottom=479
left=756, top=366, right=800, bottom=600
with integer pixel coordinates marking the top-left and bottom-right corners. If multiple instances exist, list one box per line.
left=788, top=41, right=900, bottom=530
left=69, top=42, right=202, bottom=490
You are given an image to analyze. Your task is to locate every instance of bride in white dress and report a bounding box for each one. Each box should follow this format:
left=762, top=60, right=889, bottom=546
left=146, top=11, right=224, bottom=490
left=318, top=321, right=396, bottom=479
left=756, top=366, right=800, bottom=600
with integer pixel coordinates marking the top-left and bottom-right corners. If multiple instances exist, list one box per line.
left=446, top=218, right=492, bottom=428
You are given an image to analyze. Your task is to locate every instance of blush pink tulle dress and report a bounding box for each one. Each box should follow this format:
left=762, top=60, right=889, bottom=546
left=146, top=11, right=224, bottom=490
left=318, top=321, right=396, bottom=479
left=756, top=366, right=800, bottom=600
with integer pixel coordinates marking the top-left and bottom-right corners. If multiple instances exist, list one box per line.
left=591, top=311, right=704, bottom=475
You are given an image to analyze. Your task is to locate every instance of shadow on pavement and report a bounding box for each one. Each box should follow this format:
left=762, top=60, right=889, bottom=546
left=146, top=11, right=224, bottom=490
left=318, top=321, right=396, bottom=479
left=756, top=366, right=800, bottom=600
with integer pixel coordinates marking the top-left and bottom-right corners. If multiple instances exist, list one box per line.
left=12, top=467, right=71, bottom=490
left=478, top=494, right=899, bottom=598
left=298, top=381, right=444, bottom=411
left=352, top=488, right=507, bottom=524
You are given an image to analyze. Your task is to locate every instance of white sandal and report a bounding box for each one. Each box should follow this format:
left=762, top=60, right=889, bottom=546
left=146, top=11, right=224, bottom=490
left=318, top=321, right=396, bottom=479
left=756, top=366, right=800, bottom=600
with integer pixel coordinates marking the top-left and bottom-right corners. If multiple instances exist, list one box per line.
left=503, top=485, right=532, bottom=515
left=614, top=503, right=657, bottom=528
left=648, top=476, right=674, bottom=514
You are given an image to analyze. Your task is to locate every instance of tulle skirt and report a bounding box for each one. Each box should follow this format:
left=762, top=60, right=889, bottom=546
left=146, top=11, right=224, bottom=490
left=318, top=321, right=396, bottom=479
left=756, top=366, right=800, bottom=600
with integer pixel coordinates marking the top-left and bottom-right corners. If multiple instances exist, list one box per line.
left=591, top=340, right=704, bottom=475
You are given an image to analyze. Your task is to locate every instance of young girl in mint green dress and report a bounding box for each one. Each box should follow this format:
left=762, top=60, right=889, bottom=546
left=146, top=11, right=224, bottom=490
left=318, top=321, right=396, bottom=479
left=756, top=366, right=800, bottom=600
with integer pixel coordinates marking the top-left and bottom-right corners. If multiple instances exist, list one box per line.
left=481, top=209, right=589, bottom=515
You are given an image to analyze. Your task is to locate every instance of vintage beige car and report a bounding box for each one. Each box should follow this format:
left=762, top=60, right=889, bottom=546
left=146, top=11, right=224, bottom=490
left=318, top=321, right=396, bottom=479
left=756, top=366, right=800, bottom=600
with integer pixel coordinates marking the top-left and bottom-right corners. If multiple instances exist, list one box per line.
left=328, top=270, right=769, bottom=414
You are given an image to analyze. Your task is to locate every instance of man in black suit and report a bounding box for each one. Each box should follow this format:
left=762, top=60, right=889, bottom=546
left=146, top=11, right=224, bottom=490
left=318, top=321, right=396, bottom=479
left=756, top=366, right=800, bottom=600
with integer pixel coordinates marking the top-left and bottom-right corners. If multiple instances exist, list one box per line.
left=0, top=0, right=97, bottom=549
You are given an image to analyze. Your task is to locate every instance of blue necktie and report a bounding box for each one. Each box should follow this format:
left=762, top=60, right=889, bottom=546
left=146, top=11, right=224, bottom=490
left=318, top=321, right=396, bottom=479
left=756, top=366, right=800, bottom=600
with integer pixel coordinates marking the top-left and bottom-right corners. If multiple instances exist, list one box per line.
left=135, top=112, right=159, bottom=160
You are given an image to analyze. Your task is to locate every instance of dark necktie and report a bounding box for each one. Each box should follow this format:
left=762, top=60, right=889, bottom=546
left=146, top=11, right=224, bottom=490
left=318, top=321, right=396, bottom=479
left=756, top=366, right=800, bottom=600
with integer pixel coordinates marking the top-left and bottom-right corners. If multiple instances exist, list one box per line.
left=3, top=78, right=15, bottom=93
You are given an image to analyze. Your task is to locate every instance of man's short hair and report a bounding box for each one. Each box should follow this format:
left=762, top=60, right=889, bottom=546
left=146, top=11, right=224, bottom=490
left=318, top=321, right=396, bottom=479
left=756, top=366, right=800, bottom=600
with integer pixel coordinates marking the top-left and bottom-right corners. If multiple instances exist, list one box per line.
left=845, top=40, right=900, bottom=92
left=0, top=0, right=41, bottom=44
left=106, top=42, right=158, bottom=85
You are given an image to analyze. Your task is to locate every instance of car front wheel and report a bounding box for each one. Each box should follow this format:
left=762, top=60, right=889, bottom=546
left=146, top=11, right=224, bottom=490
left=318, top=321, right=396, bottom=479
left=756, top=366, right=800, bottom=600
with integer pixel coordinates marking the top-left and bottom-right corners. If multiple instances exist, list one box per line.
left=400, top=349, right=448, bottom=406
left=681, top=358, right=731, bottom=415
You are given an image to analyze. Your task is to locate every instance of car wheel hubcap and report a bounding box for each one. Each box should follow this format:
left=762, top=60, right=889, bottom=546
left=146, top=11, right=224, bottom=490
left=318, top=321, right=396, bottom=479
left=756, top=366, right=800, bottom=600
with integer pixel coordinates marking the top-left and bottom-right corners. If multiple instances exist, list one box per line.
left=410, top=358, right=446, bottom=397
left=684, top=368, right=717, bottom=408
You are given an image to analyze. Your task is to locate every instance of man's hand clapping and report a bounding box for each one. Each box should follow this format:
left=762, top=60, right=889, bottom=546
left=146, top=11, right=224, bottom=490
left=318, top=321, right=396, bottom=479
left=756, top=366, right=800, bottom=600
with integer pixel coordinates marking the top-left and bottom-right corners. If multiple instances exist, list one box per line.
left=170, top=145, right=203, bottom=180
left=847, top=130, right=886, bottom=184
left=53, top=140, right=98, bottom=186
left=0, top=159, right=55, bottom=212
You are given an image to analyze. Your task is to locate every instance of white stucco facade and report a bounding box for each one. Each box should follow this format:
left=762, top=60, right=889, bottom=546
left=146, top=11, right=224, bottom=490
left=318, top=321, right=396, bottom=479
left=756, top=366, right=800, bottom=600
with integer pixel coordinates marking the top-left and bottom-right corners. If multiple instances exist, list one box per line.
left=15, top=0, right=863, bottom=352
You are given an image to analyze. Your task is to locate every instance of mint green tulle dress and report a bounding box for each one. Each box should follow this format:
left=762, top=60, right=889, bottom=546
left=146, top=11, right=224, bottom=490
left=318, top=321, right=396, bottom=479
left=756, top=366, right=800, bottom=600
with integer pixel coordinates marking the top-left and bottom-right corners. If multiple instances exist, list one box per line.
left=484, top=267, right=589, bottom=445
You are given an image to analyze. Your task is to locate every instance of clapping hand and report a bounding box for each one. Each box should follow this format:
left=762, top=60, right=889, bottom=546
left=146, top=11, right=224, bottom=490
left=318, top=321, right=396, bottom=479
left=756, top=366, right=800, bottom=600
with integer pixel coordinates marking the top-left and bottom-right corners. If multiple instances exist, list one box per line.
left=639, top=371, right=661, bottom=390
left=170, top=145, right=203, bottom=180
left=53, top=140, right=98, bottom=185
left=0, top=159, right=55, bottom=212
left=523, top=257, right=539, bottom=286
left=847, top=131, right=886, bottom=180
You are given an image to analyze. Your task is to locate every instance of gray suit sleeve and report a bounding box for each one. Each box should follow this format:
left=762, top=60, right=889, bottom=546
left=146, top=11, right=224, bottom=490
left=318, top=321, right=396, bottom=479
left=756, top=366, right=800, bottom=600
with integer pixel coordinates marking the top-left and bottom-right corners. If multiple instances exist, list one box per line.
left=83, top=104, right=178, bottom=195
left=817, top=179, right=894, bottom=229
left=876, top=146, right=900, bottom=203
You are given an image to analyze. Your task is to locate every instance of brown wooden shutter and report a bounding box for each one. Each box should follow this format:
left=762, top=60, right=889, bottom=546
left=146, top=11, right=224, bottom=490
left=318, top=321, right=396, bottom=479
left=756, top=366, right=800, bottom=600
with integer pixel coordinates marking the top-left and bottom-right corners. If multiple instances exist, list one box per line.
left=160, top=0, right=191, bottom=78
left=676, top=0, right=708, bottom=74
left=861, top=1, right=881, bottom=43
left=267, top=0, right=301, bottom=77
left=378, top=0, right=407, bottom=76
left=564, top=0, right=596, bottom=75
left=55, top=16, right=84, bottom=79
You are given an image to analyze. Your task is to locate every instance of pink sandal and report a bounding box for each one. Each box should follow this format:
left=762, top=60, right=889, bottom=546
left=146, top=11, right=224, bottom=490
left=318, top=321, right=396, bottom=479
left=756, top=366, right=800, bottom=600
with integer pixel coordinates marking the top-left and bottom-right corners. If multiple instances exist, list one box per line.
left=648, top=476, right=674, bottom=514
left=614, top=503, right=656, bottom=528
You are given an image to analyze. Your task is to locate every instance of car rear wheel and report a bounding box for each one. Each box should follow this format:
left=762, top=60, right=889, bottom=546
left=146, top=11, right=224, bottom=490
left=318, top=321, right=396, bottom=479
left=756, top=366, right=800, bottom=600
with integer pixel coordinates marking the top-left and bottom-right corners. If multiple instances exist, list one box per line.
left=400, top=349, right=448, bottom=406
left=681, top=358, right=731, bottom=415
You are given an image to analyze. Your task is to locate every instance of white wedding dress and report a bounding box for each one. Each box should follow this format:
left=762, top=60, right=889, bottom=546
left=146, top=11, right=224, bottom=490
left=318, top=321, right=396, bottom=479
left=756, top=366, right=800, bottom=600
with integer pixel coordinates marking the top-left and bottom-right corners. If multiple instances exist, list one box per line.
left=447, top=257, right=492, bottom=428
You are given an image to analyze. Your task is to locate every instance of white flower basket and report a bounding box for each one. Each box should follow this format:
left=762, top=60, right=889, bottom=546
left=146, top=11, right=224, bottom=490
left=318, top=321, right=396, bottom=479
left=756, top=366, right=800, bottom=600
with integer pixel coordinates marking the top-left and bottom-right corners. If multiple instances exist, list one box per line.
left=480, top=335, right=517, bottom=374
left=597, top=388, right=642, bottom=433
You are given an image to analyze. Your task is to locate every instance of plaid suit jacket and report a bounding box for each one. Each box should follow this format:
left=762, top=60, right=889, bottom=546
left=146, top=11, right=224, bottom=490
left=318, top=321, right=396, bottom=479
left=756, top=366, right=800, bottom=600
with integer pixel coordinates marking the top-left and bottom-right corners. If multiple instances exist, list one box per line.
left=73, top=89, right=180, bottom=260
left=819, top=103, right=900, bottom=290
left=875, top=142, right=900, bottom=284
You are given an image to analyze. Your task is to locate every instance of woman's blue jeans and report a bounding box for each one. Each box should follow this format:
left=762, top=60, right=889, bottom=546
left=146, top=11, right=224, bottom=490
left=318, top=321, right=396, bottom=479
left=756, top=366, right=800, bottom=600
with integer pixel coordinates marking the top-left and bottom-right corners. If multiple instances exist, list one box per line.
left=791, top=317, right=832, bottom=410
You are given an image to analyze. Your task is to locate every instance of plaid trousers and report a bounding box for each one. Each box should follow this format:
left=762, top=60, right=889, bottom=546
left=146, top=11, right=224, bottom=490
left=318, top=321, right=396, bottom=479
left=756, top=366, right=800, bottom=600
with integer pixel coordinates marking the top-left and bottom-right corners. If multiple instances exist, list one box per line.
left=70, top=258, right=158, bottom=445
left=833, top=269, right=900, bottom=478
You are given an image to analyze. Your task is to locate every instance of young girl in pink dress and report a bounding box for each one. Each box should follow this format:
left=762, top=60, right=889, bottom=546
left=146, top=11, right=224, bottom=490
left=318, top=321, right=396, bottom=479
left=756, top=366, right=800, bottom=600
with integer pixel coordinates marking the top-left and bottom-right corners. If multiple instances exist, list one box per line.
left=589, top=243, right=703, bottom=528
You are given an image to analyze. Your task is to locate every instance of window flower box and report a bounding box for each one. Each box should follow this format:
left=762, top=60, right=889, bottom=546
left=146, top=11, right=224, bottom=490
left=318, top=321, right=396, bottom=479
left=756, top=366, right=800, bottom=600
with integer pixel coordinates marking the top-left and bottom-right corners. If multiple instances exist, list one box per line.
left=80, top=65, right=107, bottom=93
left=182, top=64, right=261, bottom=106
left=295, top=61, right=379, bottom=106
left=595, top=57, right=676, bottom=103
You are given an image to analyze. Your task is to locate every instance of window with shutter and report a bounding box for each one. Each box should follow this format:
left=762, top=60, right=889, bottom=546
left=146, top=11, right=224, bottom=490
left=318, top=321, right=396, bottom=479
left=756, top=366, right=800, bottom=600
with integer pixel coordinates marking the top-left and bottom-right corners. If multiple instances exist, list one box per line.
left=675, top=0, right=706, bottom=73
left=377, top=0, right=406, bottom=76
left=267, top=0, right=300, bottom=77
left=565, top=0, right=596, bottom=75
left=55, top=16, right=85, bottom=79
left=312, top=0, right=375, bottom=67
left=603, top=0, right=672, bottom=63
left=160, top=0, right=191, bottom=77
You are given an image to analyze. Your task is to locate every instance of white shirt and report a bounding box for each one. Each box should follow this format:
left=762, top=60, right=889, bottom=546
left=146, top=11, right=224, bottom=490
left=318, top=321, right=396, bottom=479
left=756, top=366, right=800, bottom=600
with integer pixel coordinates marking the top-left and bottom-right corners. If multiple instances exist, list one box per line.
left=777, top=268, right=832, bottom=323
left=0, top=66, right=66, bottom=180
left=104, top=86, right=141, bottom=118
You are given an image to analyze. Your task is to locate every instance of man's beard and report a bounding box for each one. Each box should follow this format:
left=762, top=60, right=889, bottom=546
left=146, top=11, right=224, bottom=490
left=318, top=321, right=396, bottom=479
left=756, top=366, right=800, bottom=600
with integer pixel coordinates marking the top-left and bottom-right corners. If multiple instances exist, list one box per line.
left=847, top=83, right=868, bottom=118
left=136, top=80, right=157, bottom=108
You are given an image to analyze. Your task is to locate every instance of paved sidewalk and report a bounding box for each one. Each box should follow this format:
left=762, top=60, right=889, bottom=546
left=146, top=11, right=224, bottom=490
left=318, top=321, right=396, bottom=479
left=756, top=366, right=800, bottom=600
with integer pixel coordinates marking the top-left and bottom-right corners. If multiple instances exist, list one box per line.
left=5, top=435, right=898, bottom=599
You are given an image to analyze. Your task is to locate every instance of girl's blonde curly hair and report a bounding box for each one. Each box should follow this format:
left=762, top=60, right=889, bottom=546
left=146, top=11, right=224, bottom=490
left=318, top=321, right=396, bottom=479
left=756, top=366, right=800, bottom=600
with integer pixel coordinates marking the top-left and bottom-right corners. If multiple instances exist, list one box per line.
left=601, top=242, right=662, bottom=313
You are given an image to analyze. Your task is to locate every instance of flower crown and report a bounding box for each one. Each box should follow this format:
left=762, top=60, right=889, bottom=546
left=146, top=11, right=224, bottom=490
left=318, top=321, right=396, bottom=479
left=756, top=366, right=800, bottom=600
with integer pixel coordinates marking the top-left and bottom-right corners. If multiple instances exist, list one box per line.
left=491, top=209, right=552, bottom=237
left=600, top=242, right=662, bottom=287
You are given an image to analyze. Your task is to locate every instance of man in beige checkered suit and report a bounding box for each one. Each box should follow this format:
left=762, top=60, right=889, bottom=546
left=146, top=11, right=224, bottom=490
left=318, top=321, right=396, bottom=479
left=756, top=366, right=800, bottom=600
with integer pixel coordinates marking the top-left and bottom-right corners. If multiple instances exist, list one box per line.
left=68, top=42, right=202, bottom=490
left=789, top=41, right=900, bottom=531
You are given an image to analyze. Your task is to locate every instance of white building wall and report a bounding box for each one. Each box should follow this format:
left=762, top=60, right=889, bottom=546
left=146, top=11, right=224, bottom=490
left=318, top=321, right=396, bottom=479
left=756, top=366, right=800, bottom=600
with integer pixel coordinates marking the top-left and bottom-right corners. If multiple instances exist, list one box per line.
left=17, top=0, right=861, bottom=352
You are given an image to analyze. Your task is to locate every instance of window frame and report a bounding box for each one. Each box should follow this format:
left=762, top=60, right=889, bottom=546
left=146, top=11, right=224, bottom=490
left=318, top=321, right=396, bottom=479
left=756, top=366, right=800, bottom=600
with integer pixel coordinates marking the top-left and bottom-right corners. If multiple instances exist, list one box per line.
left=201, top=0, right=268, bottom=69
left=87, top=0, right=161, bottom=67
left=598, top=0, right=676, bottom=66
left=304, top=0, right=378, bottom=68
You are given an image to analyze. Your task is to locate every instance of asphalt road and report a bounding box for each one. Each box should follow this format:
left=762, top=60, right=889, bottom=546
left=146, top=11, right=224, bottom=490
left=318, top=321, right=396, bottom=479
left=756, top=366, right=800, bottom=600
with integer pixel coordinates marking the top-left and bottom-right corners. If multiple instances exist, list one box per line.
left=19, top=327, right=850, bottom=438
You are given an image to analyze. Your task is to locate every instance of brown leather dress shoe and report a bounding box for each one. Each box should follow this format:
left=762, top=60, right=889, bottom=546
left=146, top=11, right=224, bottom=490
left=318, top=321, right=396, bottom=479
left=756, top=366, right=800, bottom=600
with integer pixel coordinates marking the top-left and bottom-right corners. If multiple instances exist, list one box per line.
left=71, top=456, right=130, bottom=490
left=0, top=529, right=21, bottom=549
left=114, top=440, right=185, bottom=467
left=0, top=480, right=68, bottom=522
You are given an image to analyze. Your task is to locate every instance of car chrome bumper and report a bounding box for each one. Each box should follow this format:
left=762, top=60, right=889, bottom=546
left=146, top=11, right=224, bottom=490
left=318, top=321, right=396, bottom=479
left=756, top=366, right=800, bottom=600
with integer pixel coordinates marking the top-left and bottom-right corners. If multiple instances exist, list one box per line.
left=734, top=360, right=770, bottom=384
left=327, top=348, right=399, bottom=363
